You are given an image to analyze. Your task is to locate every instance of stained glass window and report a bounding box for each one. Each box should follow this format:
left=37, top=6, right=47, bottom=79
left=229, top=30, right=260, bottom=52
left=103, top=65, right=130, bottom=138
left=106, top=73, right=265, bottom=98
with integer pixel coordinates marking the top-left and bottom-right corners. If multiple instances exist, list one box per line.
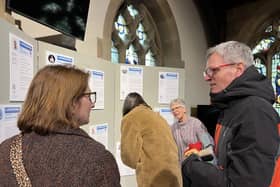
left=127, top=4, right=139, bottom=19
left=272, top=53, right=280, bottom=114
left=145, top=50, right=156, bottom=66
left=136, top=23, right=148, bottom=49
left=111, top=2, right=158, bottom=66
left=252, top=37, right=276, bottom=54
left=114, top=14, right=129, bottom=43
left=125, top=44, right=138, bottom=65
left=251, top=18, right=280, bottom=115
left=254, top=57, right=266, bottom=76
left=111, top=41, right=119, bottom=64
left=265, top=25, right=272, bottom=32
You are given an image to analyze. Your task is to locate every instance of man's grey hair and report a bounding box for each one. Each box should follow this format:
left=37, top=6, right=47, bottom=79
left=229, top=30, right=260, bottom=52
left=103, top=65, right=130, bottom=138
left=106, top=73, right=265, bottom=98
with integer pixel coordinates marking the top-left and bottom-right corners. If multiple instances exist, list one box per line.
left=206, top=41, right=254, bottom=68
left=170, top=98, right=186, bottom=108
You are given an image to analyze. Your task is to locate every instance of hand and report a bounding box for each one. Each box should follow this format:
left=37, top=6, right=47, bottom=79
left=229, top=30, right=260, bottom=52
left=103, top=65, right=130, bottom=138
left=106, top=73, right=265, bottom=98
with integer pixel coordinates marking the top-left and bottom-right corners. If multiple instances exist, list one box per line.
left=184, top=148, right=199, bottom=158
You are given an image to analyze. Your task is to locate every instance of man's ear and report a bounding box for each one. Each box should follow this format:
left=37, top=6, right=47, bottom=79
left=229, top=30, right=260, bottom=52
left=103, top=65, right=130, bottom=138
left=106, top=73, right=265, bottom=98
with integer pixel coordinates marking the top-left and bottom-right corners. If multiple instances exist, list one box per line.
left=236, top=62, right=245, bottom=77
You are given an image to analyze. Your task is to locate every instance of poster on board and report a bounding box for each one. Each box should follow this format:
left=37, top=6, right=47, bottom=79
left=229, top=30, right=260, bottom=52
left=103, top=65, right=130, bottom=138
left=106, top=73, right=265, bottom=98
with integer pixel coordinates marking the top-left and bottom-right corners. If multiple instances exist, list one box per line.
left=9, top=33, right=34, bottom=101
left=158, top=72, right=179, bottom=104
left=46, top=50, right=74, bottom=65
left=0, top=105, right=21, bottom=143
left=120, top=65, right=143, bottom=100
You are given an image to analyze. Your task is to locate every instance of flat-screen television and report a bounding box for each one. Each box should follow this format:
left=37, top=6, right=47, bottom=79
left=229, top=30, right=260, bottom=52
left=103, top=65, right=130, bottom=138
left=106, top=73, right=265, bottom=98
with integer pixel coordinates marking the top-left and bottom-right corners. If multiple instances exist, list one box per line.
left=6, top=0, right=90, bottom=41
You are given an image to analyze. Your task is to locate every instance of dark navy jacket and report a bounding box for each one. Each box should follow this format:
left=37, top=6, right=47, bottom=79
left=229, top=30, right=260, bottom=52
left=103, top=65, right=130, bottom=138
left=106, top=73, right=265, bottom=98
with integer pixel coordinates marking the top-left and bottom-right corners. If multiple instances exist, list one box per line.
left=182, top=66, right=280, bottom=187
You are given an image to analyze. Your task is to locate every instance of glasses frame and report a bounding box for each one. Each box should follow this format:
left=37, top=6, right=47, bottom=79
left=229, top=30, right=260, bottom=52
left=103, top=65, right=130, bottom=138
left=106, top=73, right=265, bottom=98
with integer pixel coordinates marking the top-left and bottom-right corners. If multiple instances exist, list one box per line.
left=171, top=105, right=184, bottom=112
left=203, top=63, right=236, bottom=78
left=82, top=92, right=96, bottom=103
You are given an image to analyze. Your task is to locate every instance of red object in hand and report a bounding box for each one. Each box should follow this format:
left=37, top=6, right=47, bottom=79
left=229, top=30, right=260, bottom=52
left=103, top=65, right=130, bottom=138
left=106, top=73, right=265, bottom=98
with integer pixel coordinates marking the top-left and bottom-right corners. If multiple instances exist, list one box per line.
left=184, top=141, right=202, bottom=154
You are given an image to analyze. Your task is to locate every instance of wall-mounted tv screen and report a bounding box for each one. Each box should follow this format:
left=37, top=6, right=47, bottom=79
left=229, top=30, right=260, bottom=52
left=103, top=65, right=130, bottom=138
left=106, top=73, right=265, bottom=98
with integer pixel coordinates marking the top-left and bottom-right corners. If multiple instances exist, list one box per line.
left=6, top=0, right=90, bottom=41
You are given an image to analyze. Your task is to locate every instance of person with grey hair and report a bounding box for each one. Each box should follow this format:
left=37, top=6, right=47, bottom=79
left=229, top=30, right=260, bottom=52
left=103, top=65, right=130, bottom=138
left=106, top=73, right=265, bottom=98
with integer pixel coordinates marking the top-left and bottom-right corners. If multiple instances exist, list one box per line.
left=182, top=41, right=280, bottom=187
left=170, top=98, right=214, bottom=164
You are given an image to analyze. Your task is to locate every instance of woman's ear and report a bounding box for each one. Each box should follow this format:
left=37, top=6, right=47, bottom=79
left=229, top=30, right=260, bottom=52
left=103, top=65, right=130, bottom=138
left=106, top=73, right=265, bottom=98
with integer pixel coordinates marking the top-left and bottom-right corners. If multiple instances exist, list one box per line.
left=71, top=100, right=79, bottom=115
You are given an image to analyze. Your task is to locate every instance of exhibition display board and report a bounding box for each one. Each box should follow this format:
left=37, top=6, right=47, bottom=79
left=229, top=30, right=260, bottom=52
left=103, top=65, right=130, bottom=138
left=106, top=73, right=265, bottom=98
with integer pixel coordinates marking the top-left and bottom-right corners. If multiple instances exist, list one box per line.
left=0, top=18, right=185, bottom=187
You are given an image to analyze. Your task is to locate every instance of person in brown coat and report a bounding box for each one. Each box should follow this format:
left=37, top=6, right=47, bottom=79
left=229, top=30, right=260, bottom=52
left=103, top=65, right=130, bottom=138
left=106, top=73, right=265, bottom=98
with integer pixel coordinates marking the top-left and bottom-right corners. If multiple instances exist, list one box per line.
left=121, top=92, right=182, bottom=187
left=0, top=65, right=121, bottom=187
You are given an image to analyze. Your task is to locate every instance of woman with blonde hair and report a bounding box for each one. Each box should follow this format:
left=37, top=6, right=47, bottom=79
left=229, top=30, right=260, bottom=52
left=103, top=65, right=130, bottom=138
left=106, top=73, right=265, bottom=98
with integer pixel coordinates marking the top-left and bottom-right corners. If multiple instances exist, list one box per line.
left=0, top=65, right=121, bottom=186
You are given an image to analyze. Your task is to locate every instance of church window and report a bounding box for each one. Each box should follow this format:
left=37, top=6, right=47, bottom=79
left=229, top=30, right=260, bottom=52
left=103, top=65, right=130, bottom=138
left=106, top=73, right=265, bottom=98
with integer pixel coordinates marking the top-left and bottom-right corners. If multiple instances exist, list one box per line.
left=111, top=2, right=159, bottom=66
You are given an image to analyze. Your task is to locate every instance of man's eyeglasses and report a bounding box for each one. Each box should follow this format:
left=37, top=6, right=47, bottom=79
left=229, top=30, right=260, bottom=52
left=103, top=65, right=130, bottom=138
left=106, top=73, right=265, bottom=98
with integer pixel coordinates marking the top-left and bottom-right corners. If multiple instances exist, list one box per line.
left=83, top=92, right=96, bottom=103
left=203, top=63, right=236, bottom=78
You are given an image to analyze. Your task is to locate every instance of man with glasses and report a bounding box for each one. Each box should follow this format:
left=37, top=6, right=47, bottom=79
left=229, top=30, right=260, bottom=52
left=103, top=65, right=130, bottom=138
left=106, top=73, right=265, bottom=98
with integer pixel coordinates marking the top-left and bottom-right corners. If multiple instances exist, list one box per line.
left=182, top=41, right=280, bottom=187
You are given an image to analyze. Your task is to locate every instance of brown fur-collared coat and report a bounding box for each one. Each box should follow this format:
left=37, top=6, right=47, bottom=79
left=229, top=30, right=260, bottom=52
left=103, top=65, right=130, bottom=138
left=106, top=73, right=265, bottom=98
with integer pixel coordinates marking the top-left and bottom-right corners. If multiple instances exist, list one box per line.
left=121, top=105, right=182, bottom=187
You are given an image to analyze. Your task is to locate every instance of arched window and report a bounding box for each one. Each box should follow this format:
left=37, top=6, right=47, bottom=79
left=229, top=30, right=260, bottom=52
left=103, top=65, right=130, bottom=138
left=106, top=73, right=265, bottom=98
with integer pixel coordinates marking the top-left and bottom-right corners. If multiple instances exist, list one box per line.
left=111, top=2, right=159, bottom=66
left=251, top=18, right=280, bottom=114
left=102, top=0, right=181, bottom=67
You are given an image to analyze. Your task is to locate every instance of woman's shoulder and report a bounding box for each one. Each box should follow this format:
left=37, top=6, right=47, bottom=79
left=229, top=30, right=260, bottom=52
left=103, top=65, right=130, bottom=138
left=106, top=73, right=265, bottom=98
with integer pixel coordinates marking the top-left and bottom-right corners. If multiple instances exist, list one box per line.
left=51, top=129, right=116, bottom=166
left=0, top=134, right=17, bottom=150
left=123, top=105, right=152, bottom=120
left=0, top=136, right=13, bottom=159
left=188, top=116, right=203, bottom=124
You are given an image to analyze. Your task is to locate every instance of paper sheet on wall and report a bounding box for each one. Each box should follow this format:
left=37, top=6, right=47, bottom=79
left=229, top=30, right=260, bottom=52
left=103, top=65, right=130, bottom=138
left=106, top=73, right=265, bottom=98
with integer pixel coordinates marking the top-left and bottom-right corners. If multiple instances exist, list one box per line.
left=9, top=33, right=34, bottom=101
left=154, top=107, right=175, bottom=126
left=115, top=142, right=135, bottom=176
left=158, top=72, right=179, bottom=104
left=0, top=105, right=21, bottom=143
left=120, top=65, right=143, bottom=100
left=88, top=69, right=105, bottom=110
left=88, top=123, right=108, bottom=149
left=46, top=50, right=74, bottom=65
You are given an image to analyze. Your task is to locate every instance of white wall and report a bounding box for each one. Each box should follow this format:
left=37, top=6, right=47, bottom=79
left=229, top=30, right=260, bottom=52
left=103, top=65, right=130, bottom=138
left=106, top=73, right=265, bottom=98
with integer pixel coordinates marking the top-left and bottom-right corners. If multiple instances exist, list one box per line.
left=12, top=0, right=210, bottom=107
left=167, top=0, right=210, bottom=108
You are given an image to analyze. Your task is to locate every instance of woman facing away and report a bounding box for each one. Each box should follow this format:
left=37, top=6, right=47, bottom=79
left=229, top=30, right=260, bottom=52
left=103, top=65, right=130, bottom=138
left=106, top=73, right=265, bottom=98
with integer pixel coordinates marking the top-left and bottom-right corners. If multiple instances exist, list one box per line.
left=0, top=65, right=121, bottom=187
left=120, top=92, right=182, bottom=187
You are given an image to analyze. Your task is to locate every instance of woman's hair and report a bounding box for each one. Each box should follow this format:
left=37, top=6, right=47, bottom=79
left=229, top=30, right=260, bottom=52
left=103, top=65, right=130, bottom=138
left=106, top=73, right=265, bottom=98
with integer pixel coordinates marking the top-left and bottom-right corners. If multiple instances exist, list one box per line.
left=18, top=65, right=90, bottom=135
left=206, top=41, right=254, bottom=68
left=122, top=92, right=151, bottom=116
left=170, top=98, right=186, bottom=108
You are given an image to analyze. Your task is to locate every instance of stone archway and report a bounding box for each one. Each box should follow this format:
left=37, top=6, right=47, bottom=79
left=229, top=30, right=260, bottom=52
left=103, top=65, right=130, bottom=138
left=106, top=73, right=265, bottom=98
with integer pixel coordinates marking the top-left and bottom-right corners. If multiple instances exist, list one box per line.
left=98, top=0, right=183, bottom=68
